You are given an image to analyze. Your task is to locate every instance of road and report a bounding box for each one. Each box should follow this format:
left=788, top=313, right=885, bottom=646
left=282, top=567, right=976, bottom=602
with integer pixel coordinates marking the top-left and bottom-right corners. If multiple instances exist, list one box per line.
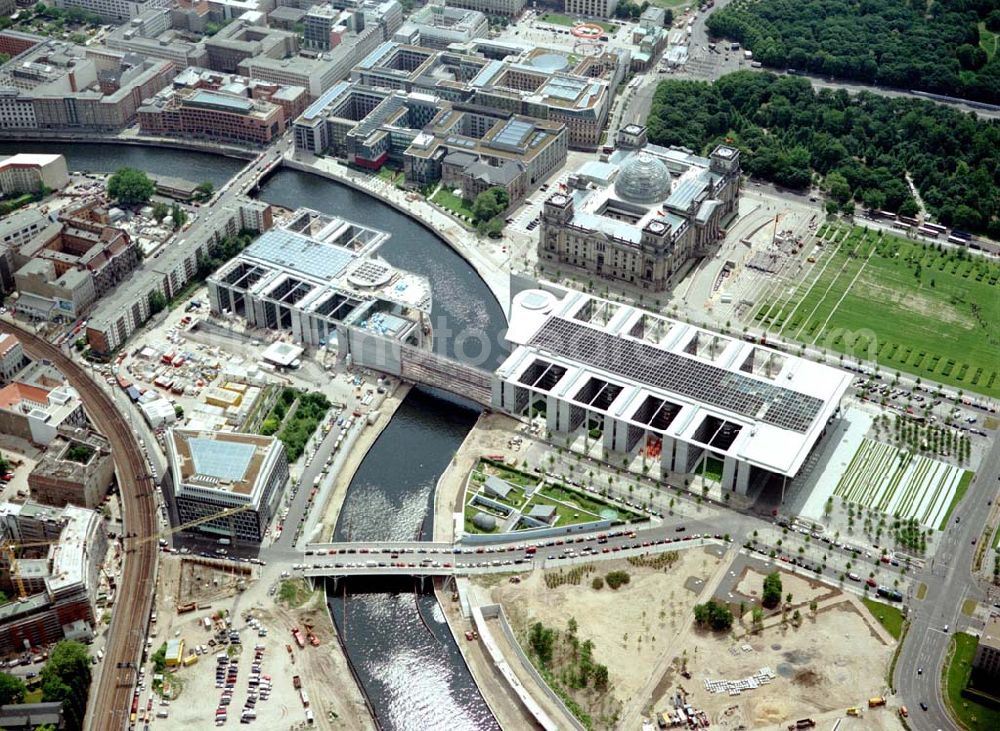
left=893, top=434, right=1000, bottom=730
left=0, top=322, right=158, bottom=731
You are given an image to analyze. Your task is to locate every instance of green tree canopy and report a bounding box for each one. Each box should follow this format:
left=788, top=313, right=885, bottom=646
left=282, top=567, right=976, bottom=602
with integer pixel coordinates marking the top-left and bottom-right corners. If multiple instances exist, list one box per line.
left=0, top=672, right=26, bottom=706
left=107, top=168, right=155, bottom=206
left=40, top=641, right=91, bottom=731
left=762, top=571, right=783, bottom=609
left=693, top=599, right=734, bottom=631
left=193, top=181, right=214, bottom=202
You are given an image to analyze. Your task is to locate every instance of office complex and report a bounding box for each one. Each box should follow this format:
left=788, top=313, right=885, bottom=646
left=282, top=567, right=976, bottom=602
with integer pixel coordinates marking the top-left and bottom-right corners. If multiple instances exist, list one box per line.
left=106, top=8, right=210, bottom=67
left=52, top=0, right=170, bottom=23
left=0, top=154, right=69, bottom=196
left=205, top=21, right=300, bottom=74
left=163, top=429, right=289, bottom=543
left=0, top=37, right=173, bottom=131
left=445, top=0, right=525, bottom=17
left=493, top=286, right=851, bottom=494
left=27, top=427, right=115, bottom=510
left=396, top=5, right=489, bottom=50
left=139, top=68, right=308, bottom=145
left=349, top=42, right=625, bottom=148
left=0, top=501, right=108, bottom=654
left=294, top=81, right=566, bottom=206
left=207, top=208, right=432, bottom=349
left=564, top=0, right=618, bottom=17
left=538, top=128, right=741, bottom=292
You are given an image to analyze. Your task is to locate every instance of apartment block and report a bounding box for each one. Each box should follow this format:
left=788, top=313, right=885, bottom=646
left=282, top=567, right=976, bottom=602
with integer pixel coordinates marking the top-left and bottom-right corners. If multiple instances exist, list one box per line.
left=28, top=427, right=115, bottom=509
left=0, top=154, right=69, bottom=195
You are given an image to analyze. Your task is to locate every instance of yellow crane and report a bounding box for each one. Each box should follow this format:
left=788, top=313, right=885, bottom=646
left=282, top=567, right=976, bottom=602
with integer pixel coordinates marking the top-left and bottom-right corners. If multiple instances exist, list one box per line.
left=125, top=503, right=253, bottom=552
left=0, top=538, right=61, bottom=600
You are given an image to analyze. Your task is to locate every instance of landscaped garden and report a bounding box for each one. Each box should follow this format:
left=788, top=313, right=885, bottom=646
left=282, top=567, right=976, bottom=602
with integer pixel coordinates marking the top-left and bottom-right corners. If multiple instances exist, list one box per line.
left=463, top=458, right=641, bottom=535
left=833, top=438, right=971, bottom=529
left=258, top=388, right=331, bottom=462
left=944, top=632, right=1000, bottom=731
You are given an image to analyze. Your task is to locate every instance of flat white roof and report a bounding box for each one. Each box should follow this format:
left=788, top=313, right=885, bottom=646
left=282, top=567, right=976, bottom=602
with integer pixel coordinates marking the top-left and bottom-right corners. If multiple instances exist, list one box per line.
left=499, top=287, right=853, bottom=477
left=261, top=341, right=303, bottom=367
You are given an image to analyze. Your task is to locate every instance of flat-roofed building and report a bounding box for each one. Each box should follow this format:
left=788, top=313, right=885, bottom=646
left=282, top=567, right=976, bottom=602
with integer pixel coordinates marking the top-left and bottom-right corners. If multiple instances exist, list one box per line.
left=398, top=5, right=489, bottom=51
left=974, top=615, right=1000, bottom=680
left=0, top=383, right=86, bottom=446
left=0, top=154, right=69, bottom=196
left=564, top=0, right=618, bottom=17
left=0, top=501, right=107, bottom=654
left=445, top=0, right=525, bottom=17
left=539, top=133, right=741, bottom=292
left=27, top=427, right=115, bottom=509
left=52, top=0, right=170, bottom=23
left=164, top=429, right=290, bottom=543
left=205, top=21, right=299, bottom=73
left=350, top=42, right=625, bottom=149
left=493, top=285, right=852, bottom=495
left=139, top=86, right=285, bottom=145
left=207, top=207, right=432, bottom=350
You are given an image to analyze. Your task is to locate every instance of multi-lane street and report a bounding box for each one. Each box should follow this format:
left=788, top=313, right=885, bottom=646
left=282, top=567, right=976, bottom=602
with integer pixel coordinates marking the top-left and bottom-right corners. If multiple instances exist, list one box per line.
left=894, top=435, right=1000, bottom=729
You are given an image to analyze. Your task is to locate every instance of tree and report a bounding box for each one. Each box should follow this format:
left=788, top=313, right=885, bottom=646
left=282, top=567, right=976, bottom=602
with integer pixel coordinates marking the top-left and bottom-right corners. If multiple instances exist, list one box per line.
left=193, top=181, right=214, bottom=202
left=170, top=204, right=188, bottom=230
left=762, top=571, right=783, bottom=608
left=471, top=187, right=508, bottom=223
left=152, top=201, right=169, bottom=221
left=40, top=641, right=91, bottom=731
left=605, top=570, right=631, bottom=590
left=0, top=672, right=25, bottom=706
left=107, top=168, right=154, bottom=206
left=751, top=606, right=764, bottom=632
left=693, top=600, right=734, bottom=631
left=528, top=622, right=556, bottom=668
left=593, top=663, right=609, bottom=691
left=148, top=290, right=167, bottom=316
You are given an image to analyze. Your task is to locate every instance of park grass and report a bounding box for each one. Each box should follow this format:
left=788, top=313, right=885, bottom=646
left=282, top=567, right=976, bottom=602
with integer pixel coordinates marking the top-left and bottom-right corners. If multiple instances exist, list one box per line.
left=464, top=503, right=499, bottom=534
left=861, top=597, right=906, bottom=640
left=23, top=689, right=43, bottom=704
left=477, top=458, right=539, bottom=488
left=541, top=13, right=615, bottom=31
left=538, top=483, right=640, bottom=522
left=939, top=471, right=975, bottom=530
left=944, top=632, right=1000, bottom=731
left=980, top=23, right=998, bottom=60
left=526, top=494, right=600, bottom=527
left=754, top=226, right=1000, bottom=398
left=993, top=523, right=1000, bottom=549
left=700, top=456, right=725, bottom=483
left=431, top=187, right=475, bottom=222
left=961, top=598, right=978, bottom=617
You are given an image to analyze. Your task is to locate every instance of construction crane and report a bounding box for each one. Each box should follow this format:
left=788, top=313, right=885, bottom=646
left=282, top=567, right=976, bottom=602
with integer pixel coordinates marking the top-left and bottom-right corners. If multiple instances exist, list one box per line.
left=0, top=538, right=60, bottom=600
left=125, top=503, right=253, bottom=552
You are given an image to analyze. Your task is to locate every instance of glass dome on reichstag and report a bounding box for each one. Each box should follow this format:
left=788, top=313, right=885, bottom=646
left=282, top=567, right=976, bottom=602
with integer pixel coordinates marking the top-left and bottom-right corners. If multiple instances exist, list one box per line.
left=613, top=151, right=672, bottom=204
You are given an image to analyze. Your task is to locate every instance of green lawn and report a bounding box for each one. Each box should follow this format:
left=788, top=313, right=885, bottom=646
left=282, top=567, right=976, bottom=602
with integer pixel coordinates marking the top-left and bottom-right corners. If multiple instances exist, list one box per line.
left=980, top=23, right=998, bottom=60
left=376, top=166, right=402, bottom=184
left=540, top=13, right=615, bottom=32
left=944, top=633, right=1000, bottom=731
left=700, top=456, right=725, bottom=483
left=474, top=477, right=527, bottom=508
left=23, top=689, right=43, bottom=704
left=538, top=484, right=640, bottom=522
left=754, top=225, right=1000, bottom=398
left=478, top=459, right=540, bottom=488
left=464, top=503, right=500, bottom=534
left=525, top=494, right=600, bottom=527
left=993, top=522, right=1000, bottom=549
left=861, top=597, right=906, bottom=640
left=647, top=0, right=693, bottom=7
left=939, top=471, right=975, bottom=530
left=431, top=188, right=475, bottom=223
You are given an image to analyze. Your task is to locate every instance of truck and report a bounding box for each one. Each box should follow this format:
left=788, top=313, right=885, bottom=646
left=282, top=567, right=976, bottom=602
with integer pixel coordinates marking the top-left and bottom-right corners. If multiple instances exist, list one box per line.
left=868, top=696, right=886, bottom=708
left=292, top=629, right=306, bottom=649
left=300, top=689, right=310, bottom=708
left=292, top=675, right=302, bottom=690
left=788, top=720, right=815, bottom=730
left=176, top=602, right=197, bottom=614
left=846, top=707, right=860, bottom=717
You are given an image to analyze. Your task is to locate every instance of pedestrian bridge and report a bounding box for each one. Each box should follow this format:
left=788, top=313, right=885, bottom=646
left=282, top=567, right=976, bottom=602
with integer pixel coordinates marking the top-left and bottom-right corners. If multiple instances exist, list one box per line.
left=398, top=343, right=493, bottom=406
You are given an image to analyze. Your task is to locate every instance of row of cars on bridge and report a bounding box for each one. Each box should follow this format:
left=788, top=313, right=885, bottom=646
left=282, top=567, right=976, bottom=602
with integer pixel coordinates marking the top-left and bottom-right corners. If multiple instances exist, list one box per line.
left=293, top=527, right=727, bottom=571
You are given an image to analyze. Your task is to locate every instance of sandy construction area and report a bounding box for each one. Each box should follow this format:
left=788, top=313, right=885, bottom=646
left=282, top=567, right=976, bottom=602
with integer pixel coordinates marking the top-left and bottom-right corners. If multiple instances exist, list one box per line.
left=484, top=547, right=722, bottom=728
left=654, top=594, right=896, bottom=729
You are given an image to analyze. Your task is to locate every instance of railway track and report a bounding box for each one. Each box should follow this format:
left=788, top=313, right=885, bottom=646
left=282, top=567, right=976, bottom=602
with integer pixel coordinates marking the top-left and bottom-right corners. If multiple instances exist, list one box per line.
left=0, top=323, right=157, bottom=731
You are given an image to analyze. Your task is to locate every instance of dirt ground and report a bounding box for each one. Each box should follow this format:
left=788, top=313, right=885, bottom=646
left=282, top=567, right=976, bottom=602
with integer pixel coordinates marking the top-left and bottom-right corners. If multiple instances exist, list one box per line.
left=433, top=411, right=525, bottom=542
left=484, top=547, right=721, bottom=729
left=146, top=559, right=373, bottom=731
left=734, top=567, right=833, bottom=608
left=652, top=593, right=897, bottom=730
left=176, top=558, right=253, bottom=606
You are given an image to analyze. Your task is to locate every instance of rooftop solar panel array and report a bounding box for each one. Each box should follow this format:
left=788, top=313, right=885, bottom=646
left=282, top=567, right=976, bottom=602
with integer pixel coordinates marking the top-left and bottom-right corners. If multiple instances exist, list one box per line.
left=528, top=318, right=823, bottom=433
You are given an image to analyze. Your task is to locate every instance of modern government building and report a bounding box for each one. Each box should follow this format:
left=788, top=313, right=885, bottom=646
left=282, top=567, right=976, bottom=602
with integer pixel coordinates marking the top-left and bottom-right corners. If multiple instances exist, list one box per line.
left=493, top=285, right=852, bottom=495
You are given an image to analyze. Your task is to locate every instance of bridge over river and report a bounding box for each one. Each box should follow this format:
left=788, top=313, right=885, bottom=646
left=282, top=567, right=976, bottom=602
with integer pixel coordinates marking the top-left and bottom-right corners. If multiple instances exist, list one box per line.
left=296, top=528, right=725, bottom=578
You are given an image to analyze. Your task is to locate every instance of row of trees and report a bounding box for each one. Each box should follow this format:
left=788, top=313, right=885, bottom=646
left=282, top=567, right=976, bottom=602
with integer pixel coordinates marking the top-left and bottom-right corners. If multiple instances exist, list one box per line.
left=706, top=0, right=1000, bottom=104
left=647, top=72, right=1000, bottom=237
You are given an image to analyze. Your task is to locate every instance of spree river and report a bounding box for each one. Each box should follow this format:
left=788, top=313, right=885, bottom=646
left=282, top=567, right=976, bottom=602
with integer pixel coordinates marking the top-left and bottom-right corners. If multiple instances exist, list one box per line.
left=4, top=143, right=508, bottom=730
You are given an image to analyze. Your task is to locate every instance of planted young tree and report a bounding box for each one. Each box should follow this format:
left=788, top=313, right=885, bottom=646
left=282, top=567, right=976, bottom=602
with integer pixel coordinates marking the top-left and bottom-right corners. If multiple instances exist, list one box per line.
left=762, top=571, right=783, bottom=609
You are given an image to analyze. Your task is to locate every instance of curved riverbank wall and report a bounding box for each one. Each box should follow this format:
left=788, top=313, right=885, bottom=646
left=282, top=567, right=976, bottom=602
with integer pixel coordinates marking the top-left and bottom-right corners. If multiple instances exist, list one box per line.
left=282, top=157, right=511, bottom=313
left=0, top=132, right=258, bottom=161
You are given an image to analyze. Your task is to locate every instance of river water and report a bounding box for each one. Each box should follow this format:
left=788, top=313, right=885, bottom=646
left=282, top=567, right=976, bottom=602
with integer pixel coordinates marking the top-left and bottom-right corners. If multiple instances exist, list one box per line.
left=3, top=144, right=509, bottom=730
